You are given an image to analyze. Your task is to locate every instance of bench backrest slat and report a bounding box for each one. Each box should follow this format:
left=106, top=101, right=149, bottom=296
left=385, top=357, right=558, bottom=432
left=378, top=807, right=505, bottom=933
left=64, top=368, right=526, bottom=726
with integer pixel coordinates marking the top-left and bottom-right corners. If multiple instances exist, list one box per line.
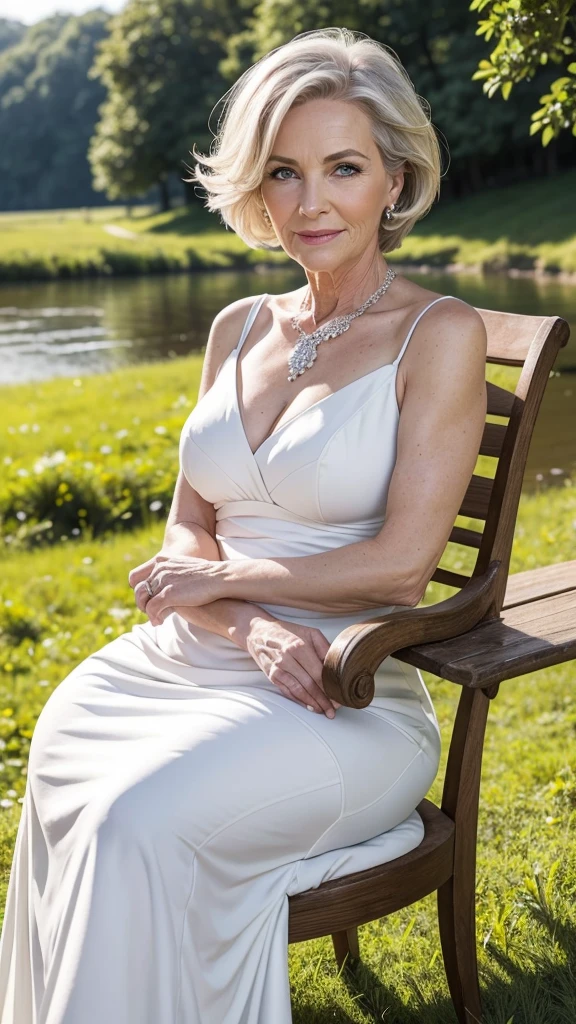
left=429, top=309, right=570, bottom=618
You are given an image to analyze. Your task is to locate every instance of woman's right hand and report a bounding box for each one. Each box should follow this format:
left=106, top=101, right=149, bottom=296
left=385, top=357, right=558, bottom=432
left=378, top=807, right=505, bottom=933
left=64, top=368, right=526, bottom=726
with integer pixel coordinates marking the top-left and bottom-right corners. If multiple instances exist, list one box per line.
left=243, top=617, right=342, bottom=718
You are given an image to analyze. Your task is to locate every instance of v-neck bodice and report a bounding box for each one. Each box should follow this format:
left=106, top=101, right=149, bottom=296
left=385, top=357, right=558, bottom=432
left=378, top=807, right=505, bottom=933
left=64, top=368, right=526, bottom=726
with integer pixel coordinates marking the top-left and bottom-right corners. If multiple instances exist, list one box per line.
left=180, top=291, right=453, bottom=542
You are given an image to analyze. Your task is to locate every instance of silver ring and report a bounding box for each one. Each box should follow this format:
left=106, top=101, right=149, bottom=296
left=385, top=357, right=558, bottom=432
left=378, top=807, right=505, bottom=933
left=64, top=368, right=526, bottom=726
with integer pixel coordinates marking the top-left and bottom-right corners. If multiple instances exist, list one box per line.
left=144, top=579, right=155, bottom=597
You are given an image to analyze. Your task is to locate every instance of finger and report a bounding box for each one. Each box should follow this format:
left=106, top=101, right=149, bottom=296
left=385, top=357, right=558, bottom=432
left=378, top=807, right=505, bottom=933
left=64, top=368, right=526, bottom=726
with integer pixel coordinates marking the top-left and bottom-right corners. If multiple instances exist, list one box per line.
left=310, top=630, right=332, bottom=661
left=269, top=667, right=325, bottom=715
left=272, top=680, right=318, bottom=713
left=145, top=586, right=173, bottom=625
left=306, top=633, right=341, bottom=709
left=128, top=557, right=156, bottom=589
left=289, top=638, right=338, bottom=712
left=279, top=665, right=335, bottom=718
left=284, top=651, right=338, bottom=717
left=133, top=579, right=154, bottom=614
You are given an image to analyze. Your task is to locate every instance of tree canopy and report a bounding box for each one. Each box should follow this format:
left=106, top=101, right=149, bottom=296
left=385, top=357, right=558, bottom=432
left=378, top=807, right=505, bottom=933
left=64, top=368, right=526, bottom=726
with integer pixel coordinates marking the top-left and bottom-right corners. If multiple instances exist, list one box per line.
left=470, top=0, right=576, bottom=145
left=0, top=2, right=572, bottom=211
left=88, top=0, right=252, bottom=208
left=0, top=12, right=109, bottom=210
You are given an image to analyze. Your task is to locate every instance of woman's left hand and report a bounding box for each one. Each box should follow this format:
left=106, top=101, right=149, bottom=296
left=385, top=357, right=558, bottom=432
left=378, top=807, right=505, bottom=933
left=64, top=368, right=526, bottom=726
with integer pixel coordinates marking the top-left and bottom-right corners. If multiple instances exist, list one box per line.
left=128, top=553, right=225, bottom=626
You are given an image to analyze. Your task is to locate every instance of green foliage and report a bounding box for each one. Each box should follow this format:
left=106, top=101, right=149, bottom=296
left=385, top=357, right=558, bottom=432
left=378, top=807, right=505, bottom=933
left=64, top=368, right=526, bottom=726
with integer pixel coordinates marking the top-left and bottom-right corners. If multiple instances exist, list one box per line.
left=88, top=0, right=248, bottom=204
left=0, top=18, right=25, bottom=55
left=0, top=12, right=111, bottom=210
left=0, top=354, right=206, bottom=551
left=471, top=0, right=576, bottom=144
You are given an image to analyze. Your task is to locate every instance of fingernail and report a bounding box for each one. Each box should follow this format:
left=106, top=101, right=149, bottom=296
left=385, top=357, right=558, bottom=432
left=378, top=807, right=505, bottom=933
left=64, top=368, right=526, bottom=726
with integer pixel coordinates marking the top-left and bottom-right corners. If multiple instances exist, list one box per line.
left=326, top=709, right=335, bottom=718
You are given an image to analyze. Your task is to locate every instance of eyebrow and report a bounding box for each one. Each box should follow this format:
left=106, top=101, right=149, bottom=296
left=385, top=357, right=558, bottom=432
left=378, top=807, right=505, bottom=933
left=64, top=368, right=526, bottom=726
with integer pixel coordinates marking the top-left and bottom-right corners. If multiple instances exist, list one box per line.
left=266, top=148, right=370, bottom=165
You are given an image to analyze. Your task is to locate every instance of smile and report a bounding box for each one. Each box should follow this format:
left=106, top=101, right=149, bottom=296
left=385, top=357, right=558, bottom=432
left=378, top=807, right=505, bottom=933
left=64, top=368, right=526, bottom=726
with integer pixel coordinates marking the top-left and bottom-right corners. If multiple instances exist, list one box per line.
left=296, top=230, right=344, bottom=245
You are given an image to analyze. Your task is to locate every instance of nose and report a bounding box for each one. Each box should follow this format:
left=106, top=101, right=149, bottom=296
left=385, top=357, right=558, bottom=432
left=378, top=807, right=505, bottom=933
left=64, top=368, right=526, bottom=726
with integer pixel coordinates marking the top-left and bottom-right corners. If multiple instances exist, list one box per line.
left=298, top=176, right=331, bottom=219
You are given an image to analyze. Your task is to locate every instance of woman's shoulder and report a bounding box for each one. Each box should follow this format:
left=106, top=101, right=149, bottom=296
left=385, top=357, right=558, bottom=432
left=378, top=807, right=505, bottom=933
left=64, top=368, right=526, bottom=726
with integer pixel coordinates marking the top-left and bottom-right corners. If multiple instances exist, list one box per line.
left=198, top=293, right=267, bottom=396
left=398, top=280, right=487, bottom=376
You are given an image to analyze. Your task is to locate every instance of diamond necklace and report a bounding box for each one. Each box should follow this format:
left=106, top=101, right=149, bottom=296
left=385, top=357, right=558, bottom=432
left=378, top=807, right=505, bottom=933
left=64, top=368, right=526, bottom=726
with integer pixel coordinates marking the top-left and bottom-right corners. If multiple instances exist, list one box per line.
left=287, top=267, right=396, bottom=382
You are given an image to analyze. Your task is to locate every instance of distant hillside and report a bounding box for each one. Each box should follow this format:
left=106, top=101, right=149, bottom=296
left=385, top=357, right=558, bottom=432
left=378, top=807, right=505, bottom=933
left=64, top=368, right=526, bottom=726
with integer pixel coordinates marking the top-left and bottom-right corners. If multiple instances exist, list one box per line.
left=0, top=17, right=25, bottom=54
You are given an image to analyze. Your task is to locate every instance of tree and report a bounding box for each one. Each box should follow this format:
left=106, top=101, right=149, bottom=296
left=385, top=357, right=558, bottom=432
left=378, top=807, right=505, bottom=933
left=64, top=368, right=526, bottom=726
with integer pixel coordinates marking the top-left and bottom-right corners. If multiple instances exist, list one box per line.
left=470, top=0, right=576, bottom=145
left=0, top=18, right=25, bottom=55
left=0, top=12, right=110, bottom=210
left=88, top=0, right=250, bottom=209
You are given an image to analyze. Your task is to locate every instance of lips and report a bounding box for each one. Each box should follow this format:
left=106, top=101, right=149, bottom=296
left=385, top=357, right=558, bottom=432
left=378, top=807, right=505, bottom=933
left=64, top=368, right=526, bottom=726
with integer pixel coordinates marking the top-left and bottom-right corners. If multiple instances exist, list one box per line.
left=297, top=230, right=344, bottom=245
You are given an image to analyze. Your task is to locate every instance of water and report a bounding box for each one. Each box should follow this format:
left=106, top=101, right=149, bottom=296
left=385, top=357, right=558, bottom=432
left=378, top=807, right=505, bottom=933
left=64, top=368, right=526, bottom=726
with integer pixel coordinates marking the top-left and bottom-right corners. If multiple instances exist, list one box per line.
left=0, top=266, right=574, bottom=490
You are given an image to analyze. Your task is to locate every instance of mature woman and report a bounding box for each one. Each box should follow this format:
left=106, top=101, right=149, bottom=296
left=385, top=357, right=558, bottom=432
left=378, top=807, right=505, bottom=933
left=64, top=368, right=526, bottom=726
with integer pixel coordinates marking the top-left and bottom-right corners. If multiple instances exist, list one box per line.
left=0, top=26, right=487, bottom=1024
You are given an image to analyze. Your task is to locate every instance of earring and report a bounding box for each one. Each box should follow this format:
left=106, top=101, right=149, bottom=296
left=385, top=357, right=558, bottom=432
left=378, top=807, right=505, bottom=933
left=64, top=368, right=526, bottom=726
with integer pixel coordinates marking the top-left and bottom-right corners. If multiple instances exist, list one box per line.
left=384, top=203, right=396, bottom=221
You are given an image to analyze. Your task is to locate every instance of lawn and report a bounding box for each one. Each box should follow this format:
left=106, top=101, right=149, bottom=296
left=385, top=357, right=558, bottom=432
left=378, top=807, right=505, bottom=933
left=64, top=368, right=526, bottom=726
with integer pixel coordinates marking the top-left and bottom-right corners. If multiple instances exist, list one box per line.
left=0, top=357, right=575, bottom=1021
left=1, top=169, right=576, bottom=281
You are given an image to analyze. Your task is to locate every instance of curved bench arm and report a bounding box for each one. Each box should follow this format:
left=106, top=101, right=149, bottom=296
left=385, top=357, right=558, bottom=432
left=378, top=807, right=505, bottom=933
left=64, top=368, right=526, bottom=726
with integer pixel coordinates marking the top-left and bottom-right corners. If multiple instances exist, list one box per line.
left=321, top=561, right=502, bottom=708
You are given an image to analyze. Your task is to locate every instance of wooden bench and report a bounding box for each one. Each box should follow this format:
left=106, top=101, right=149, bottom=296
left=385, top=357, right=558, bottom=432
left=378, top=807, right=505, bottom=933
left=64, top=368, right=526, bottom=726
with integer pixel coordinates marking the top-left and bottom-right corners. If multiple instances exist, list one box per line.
left=287, top=306, right=573, bottom=1023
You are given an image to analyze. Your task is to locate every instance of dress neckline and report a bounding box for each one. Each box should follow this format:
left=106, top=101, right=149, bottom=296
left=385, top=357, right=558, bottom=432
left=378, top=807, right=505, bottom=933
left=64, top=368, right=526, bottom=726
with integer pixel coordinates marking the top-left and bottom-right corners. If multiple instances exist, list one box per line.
left=232, top=291, right=455, bottom=458
left=234, top=352, right=399, bottom=458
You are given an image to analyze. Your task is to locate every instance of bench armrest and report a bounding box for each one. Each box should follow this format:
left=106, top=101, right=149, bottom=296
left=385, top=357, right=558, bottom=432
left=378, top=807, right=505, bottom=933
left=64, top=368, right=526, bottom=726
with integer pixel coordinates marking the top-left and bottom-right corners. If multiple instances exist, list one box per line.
left=321, top=561, right=501, bottom=708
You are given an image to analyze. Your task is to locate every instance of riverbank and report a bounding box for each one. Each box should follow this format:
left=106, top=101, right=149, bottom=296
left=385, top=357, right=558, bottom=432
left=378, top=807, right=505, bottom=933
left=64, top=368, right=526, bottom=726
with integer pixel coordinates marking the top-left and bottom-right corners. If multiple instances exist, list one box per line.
left=1, top=170, right=575, bottom=283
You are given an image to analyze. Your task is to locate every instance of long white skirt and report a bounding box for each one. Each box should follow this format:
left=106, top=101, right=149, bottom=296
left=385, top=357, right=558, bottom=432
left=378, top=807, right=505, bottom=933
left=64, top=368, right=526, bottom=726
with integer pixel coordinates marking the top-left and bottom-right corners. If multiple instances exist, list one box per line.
left=0, top=611, right=441, bottom=1024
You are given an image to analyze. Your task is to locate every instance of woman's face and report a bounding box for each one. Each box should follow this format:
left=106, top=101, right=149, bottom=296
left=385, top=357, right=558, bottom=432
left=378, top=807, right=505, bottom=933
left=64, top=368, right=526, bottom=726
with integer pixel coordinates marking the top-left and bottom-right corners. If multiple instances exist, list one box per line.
left=259, top=97, right=404, bottom=268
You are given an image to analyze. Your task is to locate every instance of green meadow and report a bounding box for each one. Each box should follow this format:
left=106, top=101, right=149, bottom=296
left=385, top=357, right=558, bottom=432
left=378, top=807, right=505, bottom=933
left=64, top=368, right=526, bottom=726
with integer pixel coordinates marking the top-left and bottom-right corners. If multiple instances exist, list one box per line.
left=0, top=355, right=575, bottom=1021
left=1, top=169, right=576, bottom=282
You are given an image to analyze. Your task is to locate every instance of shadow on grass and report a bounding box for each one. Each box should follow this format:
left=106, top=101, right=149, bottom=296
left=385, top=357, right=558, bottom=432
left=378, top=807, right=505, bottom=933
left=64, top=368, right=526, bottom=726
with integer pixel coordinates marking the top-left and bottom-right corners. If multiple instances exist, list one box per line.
left=292, top=910, right=576, bottom=1024
left=143, top=207, right=216, bottom=236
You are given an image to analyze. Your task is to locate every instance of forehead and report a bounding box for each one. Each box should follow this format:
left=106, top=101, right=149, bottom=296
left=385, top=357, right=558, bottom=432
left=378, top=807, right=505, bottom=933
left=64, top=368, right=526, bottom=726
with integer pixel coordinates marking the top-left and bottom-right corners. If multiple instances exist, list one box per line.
left=274, top=98, right=374, bottom=151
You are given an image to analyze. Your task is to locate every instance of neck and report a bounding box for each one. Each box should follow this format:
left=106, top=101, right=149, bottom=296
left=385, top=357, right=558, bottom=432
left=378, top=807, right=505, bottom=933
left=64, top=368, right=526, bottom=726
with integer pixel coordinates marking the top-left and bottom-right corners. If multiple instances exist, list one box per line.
left=299, top=250, right=391, bottom=327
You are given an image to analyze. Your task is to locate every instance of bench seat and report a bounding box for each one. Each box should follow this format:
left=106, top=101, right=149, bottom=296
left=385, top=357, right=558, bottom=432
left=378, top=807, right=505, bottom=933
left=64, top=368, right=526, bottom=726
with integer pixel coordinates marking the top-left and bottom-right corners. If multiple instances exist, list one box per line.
left=394, top=559, right=576, bottom=689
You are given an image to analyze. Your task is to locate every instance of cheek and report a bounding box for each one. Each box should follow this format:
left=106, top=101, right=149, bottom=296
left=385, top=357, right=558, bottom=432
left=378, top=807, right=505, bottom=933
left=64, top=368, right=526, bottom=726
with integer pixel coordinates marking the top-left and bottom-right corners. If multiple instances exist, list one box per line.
left=266, top=189, right=296, bottom=222
left=345, top=182, right=384, bottom=221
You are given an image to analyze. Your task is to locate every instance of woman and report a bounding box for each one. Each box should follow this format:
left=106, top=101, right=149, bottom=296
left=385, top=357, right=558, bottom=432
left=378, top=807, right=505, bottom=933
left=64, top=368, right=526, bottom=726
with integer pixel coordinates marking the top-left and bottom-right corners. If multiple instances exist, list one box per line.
left=0, top=26, right=487, bottom=1024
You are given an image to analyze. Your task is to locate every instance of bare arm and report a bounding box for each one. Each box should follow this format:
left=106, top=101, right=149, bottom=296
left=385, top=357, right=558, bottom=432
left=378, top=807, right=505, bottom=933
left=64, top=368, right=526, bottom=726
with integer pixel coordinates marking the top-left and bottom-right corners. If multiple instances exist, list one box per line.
left=215, top=300, right=488, bottom=613
left=149, top=295, right=280, bottom=648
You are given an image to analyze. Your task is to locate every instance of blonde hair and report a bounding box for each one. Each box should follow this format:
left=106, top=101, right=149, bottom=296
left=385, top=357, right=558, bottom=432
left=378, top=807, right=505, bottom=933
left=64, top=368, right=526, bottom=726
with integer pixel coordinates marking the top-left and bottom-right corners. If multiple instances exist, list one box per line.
left=188, top=27, right=442, bottom=253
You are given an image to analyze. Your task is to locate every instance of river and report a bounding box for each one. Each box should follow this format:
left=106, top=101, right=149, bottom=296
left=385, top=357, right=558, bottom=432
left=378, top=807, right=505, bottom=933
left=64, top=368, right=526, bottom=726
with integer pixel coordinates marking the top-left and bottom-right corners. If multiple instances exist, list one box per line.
left=0, top=266, right=574, bottom=491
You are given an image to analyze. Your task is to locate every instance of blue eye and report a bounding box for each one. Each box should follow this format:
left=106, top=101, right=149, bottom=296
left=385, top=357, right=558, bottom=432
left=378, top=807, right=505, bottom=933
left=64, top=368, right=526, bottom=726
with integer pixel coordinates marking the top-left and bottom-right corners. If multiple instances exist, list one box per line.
left=269, top=167, right=295, bottom=180
left=336, top=163, right=361, bottom=176
left=268, top=163, right=362, bottom=180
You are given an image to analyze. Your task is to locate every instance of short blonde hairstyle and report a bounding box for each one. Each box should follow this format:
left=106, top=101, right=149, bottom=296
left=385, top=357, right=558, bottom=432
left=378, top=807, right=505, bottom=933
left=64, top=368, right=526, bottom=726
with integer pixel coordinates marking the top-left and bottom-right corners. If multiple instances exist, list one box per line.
left=189, top=27, right=442, bottom=254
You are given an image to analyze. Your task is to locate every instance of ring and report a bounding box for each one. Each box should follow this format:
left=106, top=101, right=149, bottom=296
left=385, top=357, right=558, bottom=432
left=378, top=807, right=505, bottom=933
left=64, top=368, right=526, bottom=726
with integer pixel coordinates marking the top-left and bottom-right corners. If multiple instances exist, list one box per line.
left=144, top=579, right=155, bottom=598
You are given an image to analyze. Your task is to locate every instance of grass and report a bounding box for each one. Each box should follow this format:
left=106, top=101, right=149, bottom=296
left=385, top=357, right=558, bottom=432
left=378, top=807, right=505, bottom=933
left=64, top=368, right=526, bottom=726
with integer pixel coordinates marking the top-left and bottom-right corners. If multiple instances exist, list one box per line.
left=0, top=354, right=575, bottom=1019
left=1, top=170, right=576, bottom=282
left=0, top=349, right=543, bottom=554
left=0, top=202, right=287, bottom=281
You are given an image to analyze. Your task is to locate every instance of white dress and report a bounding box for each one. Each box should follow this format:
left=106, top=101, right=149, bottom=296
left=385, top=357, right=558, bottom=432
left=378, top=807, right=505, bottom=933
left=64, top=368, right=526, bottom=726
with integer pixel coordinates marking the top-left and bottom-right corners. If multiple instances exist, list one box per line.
left=0, top=292, right=451, bottom=1024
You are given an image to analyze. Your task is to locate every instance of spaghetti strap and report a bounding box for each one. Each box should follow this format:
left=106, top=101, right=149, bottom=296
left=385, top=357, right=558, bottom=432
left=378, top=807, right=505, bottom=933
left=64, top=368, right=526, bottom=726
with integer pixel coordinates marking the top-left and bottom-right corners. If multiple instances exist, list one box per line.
left=393, top=294, right=455, bottom=368
left=236, top=293, right=268, bottom=353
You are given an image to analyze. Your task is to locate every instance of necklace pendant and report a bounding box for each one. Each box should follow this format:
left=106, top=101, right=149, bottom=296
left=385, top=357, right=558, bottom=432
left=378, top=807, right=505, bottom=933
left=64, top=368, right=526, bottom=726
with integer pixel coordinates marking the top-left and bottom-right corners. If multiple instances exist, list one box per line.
left=287, top=337, right=319, bottom=381
left=287, top=267, right=396, bottom=382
